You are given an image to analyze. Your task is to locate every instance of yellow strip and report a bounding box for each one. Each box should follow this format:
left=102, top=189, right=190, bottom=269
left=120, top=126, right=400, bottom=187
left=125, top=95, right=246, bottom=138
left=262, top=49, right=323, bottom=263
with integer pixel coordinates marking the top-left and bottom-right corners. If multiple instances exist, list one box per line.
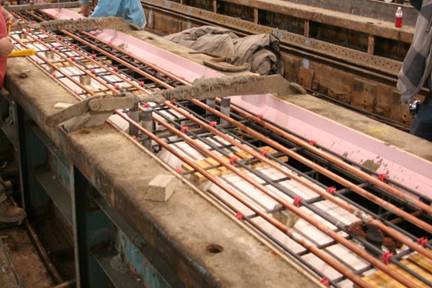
left=9, top=49, right=37, bottom=58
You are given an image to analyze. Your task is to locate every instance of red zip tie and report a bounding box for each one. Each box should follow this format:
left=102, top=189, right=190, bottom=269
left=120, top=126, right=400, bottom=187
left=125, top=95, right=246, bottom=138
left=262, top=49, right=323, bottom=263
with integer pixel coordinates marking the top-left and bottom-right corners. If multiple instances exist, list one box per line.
left=308, top=140, right=317, bottom=146
left=209, top=121, right=218, bottom=127
left=260, top=150, right=269, bottom=157
left=378, top=173, right=388, bottom=182
left=326, top=186, right=337, bottom=194
left=91, top=54, right=96, bottom=59
left=142, top=102, right=150, bottom=109
left=139, top=81, right=145, bottom=87
left=381, top=252, right=393, bottom=265
left=417, top=237, right=428, bottom=247
left=293, top=195, right=303, bottom=207
left=180, top=125, right=189, bottom=134
left=235, top=212, right=245, bottom=221
left=229, top=156, right=238, bottom=165
left=175, top=167, right=183, bottom=174
left=320, top=278, right=330, bottom=287
left=114, top=84, right=121, bottom=90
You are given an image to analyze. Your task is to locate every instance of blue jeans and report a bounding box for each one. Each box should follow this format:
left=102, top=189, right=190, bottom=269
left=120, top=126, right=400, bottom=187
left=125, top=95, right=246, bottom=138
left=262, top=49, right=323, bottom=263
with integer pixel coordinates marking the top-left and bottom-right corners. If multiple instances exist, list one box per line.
left=80, top=0, right=146, bottom=29
left=411, top=96, right=432, bottom=141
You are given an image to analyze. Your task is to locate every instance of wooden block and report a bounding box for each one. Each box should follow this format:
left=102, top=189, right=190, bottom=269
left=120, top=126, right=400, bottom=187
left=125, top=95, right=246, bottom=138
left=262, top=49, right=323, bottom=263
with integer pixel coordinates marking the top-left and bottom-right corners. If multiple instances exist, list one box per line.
left=181, top=146, right=289, bottom=184
left=273, top=209, right=299, bottom=228
left=144, top=174, right=177, bottom=202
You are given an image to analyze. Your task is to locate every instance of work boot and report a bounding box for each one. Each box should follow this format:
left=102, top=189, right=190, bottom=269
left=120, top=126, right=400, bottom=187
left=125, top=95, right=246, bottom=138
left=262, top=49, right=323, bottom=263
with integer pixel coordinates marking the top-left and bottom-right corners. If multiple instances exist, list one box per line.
left=0, top=190, right=25, bottom=224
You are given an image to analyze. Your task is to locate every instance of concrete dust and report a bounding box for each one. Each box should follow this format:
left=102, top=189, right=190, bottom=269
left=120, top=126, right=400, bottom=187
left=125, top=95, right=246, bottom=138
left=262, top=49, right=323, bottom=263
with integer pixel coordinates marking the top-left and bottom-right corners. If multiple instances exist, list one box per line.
left=0, top=227, right=53, bottom=288
left=30, top=17, right=133, bottom=32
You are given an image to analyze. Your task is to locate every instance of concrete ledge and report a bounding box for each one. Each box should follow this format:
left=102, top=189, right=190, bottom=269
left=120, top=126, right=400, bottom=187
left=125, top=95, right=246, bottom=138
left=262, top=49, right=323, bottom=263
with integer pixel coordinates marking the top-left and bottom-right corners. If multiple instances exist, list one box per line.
left=5, top=58, right=317, bottom=287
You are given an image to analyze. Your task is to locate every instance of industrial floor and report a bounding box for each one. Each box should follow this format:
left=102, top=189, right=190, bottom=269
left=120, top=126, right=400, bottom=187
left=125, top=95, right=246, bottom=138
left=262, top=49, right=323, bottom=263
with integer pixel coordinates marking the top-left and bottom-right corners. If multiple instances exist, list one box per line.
left=0, top=226, right=53, bottom=288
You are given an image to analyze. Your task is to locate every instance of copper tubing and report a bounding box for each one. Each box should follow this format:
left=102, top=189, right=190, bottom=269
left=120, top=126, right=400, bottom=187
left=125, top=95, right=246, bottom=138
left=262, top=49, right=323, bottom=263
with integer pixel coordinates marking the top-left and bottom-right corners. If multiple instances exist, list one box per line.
left=192, top=100, right=432, bottom=235
left=28, top=30, right=149, bottom=94
left=152, top=112, right=418, bottom=288
left=115, top=112, right=373, bottom=288
left=13, top=34, right=99, bottom=97
left=167, top=101, right=432, bottom=261
left=19, top=30, right=121, bottom=95
left=12, top=14, right=424, bottom=285
left=232, top=105, right=432, bottom=216
left=81, top=26, right=432, bottom=234
left=79, top=31, right=191, bottom=86
left=62, top=30, right=174, bottom=90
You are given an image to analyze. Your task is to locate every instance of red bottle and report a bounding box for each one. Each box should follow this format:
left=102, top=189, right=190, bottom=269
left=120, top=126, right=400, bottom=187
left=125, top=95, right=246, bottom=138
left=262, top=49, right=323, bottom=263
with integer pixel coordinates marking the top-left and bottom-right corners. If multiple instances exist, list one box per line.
left=395, top=7, right=403, bottom=28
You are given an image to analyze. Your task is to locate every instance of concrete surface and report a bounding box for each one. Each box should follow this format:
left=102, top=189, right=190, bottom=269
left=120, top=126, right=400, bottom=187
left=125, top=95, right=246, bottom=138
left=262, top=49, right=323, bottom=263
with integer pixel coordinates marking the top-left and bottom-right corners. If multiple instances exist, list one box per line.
left=5, top=27, right=432, bottom=288
left=5, top=51, right=318, bottom=288
left=130, top=30, right=432, bottom=162
left=0, top=228, right=54, bottom=288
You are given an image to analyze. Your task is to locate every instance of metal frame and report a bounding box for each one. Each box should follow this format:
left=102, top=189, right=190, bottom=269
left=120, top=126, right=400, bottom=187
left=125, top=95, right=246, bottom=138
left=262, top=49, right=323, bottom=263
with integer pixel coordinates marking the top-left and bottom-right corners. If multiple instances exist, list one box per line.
left=14, top=103, right=178, bottom=288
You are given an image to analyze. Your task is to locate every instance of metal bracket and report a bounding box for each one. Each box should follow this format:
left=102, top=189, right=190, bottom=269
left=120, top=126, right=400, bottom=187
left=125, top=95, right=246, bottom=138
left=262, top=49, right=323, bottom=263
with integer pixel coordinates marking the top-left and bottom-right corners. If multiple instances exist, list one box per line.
left=46, top=93, right=136, bottom=132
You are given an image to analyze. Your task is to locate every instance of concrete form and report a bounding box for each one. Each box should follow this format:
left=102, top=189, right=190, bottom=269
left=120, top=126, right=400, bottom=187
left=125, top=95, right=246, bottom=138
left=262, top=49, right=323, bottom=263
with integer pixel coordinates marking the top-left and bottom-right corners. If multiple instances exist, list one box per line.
left=4, top=6, right=432, bottom=288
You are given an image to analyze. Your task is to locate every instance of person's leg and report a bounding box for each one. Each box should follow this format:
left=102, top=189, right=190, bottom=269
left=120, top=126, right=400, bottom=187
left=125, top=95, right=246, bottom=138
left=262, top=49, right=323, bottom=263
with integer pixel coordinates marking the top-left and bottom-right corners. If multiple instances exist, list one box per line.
left=0, top=181, right=25, bottom=224
left=121, top=0, right=146, bottom=29
left=91, top=0, right=122, bottom=18
left=410, top=96, right=432, bottom=141
left=79, top=0, right=91, bottom=17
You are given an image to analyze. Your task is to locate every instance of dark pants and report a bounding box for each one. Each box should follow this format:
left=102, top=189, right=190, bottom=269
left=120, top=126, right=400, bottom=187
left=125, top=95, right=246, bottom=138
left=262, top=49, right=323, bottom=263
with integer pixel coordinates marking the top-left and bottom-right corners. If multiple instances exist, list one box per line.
left=411, top=96, right=432, bottom=141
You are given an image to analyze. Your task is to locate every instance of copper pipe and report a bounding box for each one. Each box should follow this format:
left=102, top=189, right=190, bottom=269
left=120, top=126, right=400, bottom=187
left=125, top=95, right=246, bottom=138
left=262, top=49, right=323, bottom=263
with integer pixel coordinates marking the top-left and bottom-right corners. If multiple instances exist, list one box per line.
left=152, top=112, right=417, bottom=288
left=79, top=31, right=191, bottom=86
left=19, top=30, right=120, bottom=95
left=13, top=34, right=98, bottom=97
left=12, top=14, right=421, bottom=285
left=232, top=104, right=432, bottom=216
left=115, top=112, right=373, bottom=288
left=192, top=100, right=432, bottom=235
left=62, top=30, right=174, bottom=90
left=167, top=101, right=432, bottom=261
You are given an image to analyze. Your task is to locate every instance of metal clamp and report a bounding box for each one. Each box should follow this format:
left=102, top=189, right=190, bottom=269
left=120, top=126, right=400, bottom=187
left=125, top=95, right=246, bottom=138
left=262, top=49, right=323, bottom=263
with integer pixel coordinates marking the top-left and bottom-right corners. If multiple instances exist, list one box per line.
left=46, top=93, right=136, bottom=132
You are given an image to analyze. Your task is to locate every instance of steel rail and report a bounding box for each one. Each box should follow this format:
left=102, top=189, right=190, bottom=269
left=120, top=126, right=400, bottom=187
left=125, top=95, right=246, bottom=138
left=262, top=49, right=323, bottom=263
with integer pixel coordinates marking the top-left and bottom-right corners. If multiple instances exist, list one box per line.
left=151, top=112, right=418, bottom=288
left=166, top=101, right=432, bottom=261
left=116, top=112, right=373, bottom=288
left=191, top=100, right=432, bottom=235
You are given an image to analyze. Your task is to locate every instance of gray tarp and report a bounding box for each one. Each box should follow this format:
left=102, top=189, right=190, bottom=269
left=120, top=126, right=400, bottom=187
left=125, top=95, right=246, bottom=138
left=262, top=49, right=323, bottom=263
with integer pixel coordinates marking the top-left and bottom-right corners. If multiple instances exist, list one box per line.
left=165, top=26, right=283, bottom=75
